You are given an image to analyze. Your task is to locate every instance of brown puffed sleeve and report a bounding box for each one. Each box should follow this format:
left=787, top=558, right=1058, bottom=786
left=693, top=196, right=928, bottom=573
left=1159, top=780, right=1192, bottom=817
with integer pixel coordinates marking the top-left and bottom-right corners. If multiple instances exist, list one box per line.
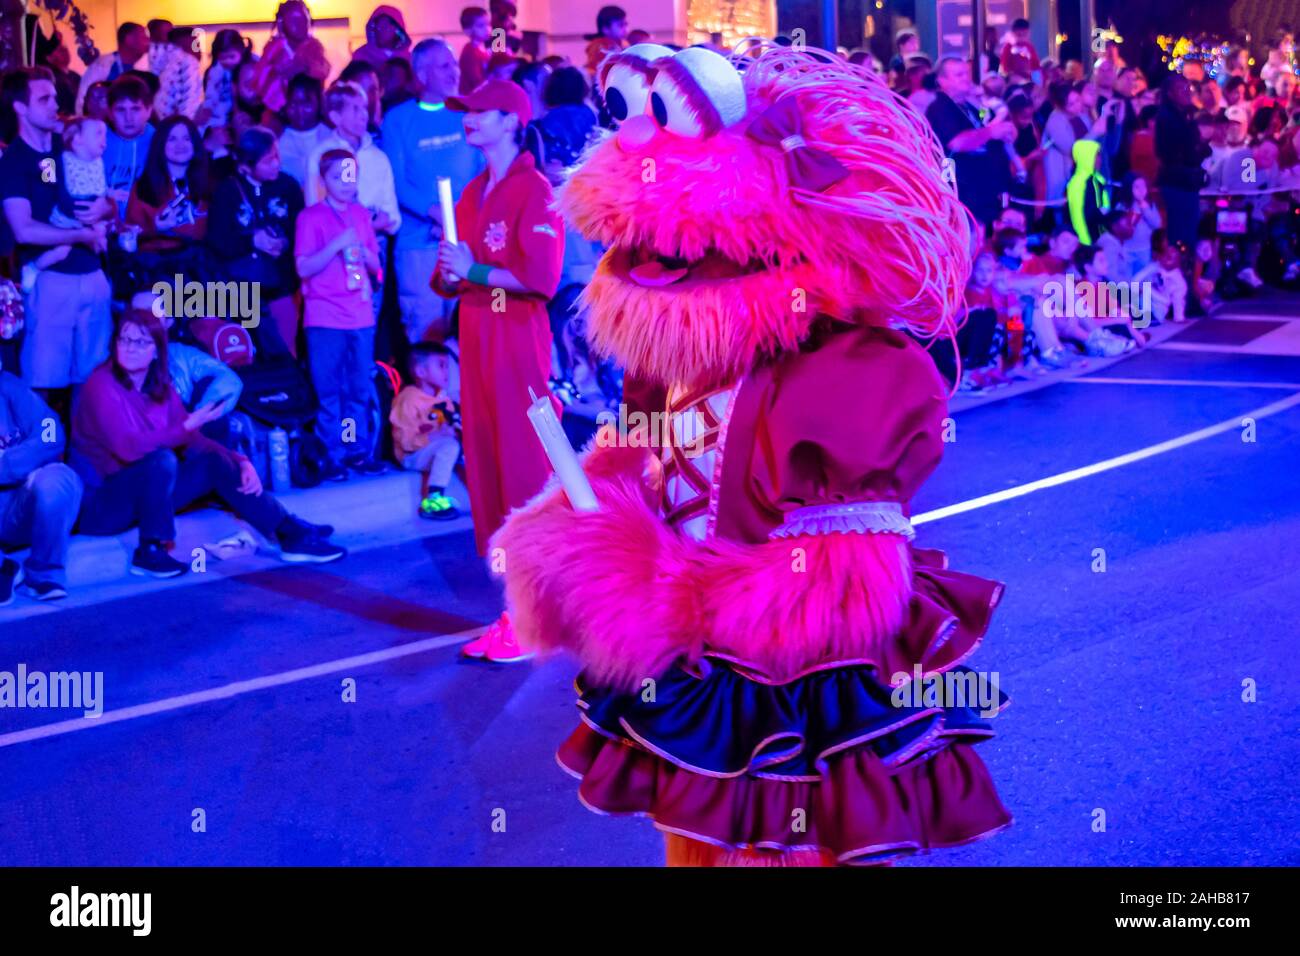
left=749, top=324, right=948, bottom=535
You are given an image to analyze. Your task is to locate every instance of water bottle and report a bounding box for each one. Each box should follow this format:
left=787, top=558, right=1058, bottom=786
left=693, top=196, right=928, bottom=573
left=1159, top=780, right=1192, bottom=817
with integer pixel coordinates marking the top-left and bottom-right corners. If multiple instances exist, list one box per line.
left=269, top=427, right=291, bottom=491
left=344, top=245, right=364, bottom=292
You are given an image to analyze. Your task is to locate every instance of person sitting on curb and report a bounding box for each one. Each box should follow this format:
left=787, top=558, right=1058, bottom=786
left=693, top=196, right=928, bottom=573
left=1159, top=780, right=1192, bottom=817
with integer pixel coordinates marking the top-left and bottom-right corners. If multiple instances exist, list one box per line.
left=68, top=309, right=345, bottom=579
left=0, top=359, right=84, bottom=604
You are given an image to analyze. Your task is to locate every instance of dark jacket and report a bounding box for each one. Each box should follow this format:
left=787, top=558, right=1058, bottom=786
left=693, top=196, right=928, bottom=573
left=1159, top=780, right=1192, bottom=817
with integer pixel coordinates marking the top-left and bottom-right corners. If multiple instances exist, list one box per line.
left=1155, top=102, right=1209, bottom=192
left=206, top=172, right=304, bottom=297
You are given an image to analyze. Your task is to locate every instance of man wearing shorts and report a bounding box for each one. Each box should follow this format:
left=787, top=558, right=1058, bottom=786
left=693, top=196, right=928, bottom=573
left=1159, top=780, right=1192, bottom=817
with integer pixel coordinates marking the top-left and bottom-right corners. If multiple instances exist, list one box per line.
left=0, top=68, right=113, bottom=395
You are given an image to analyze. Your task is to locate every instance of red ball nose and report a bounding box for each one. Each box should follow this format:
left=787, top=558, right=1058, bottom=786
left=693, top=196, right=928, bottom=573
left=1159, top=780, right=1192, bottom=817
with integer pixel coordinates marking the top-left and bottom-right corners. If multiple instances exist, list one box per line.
left=617, top=114, right=658, bottom=151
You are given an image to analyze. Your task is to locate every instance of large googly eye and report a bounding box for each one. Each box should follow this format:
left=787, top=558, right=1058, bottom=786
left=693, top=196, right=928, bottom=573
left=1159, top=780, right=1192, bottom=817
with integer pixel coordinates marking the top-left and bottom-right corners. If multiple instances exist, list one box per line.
left=603, top=62, right=652, bottom=124
left=600, top=43, right=675, bottom=124
left=648, top=73, right=705, bottom=137
left=647, top=48, right=747, bottom=139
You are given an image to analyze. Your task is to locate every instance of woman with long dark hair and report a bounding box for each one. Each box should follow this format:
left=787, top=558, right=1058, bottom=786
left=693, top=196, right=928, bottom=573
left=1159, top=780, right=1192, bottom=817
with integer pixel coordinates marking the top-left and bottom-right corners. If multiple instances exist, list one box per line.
left=126, top=115, right=211, bottom=253
left=70, top=310, right=345, bottom=578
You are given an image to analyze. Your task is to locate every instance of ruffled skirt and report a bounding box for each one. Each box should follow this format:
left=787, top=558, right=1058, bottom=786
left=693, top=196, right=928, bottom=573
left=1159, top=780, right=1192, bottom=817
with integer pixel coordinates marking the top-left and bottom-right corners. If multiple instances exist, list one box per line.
left=555, top=548, right=1014, bottom=864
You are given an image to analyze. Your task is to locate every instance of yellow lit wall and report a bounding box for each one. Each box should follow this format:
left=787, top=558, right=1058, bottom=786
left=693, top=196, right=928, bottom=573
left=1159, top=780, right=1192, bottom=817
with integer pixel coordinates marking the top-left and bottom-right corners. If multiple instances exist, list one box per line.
left=57, top=0, right=687, bottom=79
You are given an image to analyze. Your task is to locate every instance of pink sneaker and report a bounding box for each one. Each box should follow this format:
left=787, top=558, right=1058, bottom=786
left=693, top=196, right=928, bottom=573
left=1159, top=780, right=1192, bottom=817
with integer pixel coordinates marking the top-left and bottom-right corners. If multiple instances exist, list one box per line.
left=460, top=616, right=504, bottom=659
left=484, top=614, right=535, bottom=663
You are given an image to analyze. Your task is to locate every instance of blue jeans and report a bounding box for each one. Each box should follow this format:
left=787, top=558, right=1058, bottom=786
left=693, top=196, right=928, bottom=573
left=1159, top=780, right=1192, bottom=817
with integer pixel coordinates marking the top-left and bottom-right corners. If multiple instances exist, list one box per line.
left=1162, top=186, right=1201, bottom=251
left=76, top=447, right=287, bottom=545
left=0, top=463, right=84, bottom=586
left=306, top=326, right=376, bottom=463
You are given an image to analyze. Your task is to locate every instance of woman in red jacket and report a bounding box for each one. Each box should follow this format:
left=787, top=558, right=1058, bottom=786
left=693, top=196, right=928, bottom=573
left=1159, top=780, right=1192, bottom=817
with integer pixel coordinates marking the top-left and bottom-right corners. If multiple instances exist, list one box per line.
left=70, top=310, right=345, bottom=578
left=434, top=79, right=565, bottom=662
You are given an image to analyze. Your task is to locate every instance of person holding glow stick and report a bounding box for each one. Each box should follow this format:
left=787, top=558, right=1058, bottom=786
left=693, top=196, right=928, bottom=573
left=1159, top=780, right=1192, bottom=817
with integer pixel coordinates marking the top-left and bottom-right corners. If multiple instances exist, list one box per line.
left=433, top=79, right=565, bottom=663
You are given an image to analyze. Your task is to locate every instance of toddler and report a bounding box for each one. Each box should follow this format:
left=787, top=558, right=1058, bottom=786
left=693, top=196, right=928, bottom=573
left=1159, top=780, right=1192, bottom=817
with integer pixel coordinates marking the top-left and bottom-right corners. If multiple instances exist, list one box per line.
left=390, top=342, right=463, bottom=520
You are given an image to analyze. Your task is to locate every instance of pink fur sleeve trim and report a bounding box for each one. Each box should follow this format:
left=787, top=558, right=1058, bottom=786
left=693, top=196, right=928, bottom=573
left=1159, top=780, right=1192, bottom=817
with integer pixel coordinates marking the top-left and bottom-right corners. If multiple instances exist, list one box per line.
left=769, top=502, right=916, bottom=541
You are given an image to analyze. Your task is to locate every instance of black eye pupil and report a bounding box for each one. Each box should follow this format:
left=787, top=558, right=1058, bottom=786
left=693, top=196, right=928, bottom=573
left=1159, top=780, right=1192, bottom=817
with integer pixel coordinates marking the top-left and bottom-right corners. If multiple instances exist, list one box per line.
left=651, top=92, right=668, bottom=127
left=607, top=88, right=628, bottom=122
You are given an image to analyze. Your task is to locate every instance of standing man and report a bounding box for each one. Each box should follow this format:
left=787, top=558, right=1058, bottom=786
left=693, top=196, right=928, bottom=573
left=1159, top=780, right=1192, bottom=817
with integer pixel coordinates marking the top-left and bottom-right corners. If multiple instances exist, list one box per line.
left=926, top=57, right=1016, bottom=233
left=75, top=21, right=150, bottom=112
left=0, top=68, right=112, bottom=398
left=381, top=39, right=483, bottom=343
left=0, top=360, right=83, bottom=604
left=1155, top=74, right=1208, bottom=252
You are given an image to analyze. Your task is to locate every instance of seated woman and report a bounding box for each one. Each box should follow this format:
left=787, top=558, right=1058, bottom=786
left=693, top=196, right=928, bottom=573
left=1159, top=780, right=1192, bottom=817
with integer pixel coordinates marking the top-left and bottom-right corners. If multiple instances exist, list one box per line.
left=126, top=115, right=213, bottom=280
left=69, top=309, right=345, bottom=578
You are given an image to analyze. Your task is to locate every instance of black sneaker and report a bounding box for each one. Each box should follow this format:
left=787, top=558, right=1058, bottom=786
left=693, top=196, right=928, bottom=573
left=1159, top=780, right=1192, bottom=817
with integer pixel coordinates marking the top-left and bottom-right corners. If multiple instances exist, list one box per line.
left=321, top=461, right=349, bottom=482
left=131, top=542, right=189, bottom=578
left=0, top=558, right=20, bottom=607
left=278, top=514, right=335, bottom=541
left=18, top=578, right=68, bottom=601
left=277, top=524, right=347, bottom=563
left=296, top=518, right=335, bottom=539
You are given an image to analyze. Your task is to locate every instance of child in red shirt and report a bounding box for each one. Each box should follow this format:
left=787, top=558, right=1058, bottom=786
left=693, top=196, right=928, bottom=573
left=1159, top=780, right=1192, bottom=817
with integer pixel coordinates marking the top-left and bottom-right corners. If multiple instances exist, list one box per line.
left=295, top=148, right=383, bottom=479
left=458, top=7, right=492, bottom=95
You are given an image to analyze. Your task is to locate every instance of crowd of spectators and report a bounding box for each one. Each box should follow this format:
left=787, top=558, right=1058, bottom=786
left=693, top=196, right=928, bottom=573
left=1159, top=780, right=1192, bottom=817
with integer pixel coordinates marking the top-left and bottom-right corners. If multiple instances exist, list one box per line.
left=2, top=4, right=1298, bottom=607
left=0, top=2, right=639, bottom=605
left=902, top=19, right=1300, bottom=389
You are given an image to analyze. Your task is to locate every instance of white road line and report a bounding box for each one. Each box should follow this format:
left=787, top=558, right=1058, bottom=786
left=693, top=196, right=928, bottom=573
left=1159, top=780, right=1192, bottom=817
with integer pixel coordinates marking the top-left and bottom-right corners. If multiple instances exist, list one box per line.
left=1067, top=376, right=1300, bottom=390
left=913, top=390, right=1300, bottom=526
left=1154, top=341, right=1300, bottom=356
left=0, top=626, right=485, bottom=749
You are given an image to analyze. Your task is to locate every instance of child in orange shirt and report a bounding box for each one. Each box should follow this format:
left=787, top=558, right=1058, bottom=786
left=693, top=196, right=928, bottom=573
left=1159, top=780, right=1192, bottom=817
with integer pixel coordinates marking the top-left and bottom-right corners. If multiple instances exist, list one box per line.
left=390, top=342, right=462, bottom=519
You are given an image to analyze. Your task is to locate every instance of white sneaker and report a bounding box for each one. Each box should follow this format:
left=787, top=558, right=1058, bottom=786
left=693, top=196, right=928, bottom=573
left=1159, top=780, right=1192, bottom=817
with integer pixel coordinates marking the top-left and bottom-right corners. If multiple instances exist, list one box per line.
left=1238, top=267, right=1265, bottom=289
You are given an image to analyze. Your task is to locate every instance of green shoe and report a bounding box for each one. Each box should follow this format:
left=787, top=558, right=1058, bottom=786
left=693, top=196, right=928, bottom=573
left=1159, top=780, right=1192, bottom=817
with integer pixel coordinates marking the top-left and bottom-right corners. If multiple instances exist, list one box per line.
left=419, top=493, right=460, bottom=521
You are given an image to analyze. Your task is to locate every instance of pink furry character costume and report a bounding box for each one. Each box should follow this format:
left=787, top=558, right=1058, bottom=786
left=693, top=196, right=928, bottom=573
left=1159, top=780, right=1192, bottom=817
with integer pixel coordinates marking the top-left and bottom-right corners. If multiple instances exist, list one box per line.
left=493, top=42, right=1012, bottom=866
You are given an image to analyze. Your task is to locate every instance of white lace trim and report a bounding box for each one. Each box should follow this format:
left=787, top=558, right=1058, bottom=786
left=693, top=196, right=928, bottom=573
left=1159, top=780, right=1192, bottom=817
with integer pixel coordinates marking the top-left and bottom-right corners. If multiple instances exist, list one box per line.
left=768, top=502, right=915, bottom=541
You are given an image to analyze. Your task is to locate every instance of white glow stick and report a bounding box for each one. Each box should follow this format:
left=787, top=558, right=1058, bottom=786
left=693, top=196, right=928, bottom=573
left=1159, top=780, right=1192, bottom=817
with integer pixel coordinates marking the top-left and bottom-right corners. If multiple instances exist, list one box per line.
left=526, top=387, right=599, bottom=512
left=437, top=177, right=458, bottom=245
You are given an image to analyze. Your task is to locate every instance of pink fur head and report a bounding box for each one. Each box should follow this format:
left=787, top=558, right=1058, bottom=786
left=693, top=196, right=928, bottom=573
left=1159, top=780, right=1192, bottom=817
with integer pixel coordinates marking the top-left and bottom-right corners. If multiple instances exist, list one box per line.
left=561, top=42, right=972, bottom=388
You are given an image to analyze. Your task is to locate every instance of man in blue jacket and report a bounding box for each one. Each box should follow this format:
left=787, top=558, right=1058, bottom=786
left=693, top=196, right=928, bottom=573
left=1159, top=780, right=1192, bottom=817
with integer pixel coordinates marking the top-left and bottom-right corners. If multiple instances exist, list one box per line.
left=0, top=361, right=84, bottom=604
left=381, top=38, right=483, bottom=343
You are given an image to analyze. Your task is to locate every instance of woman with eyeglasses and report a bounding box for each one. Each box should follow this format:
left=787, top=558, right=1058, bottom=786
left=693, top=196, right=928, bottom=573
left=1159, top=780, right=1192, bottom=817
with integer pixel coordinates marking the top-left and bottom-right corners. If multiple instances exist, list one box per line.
left=69, top=310, right=345, bottom=578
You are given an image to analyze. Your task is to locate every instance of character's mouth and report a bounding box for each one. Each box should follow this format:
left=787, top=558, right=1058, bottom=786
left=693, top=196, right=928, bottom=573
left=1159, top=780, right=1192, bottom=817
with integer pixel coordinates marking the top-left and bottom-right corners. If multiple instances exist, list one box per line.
left=613, top=244, right=777, bottom=288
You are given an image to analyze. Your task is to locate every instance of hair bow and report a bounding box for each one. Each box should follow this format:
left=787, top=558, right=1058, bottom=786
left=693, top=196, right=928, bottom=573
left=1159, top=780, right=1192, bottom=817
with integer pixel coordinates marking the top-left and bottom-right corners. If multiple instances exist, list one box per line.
left=746, top=96, right=849, bottom=193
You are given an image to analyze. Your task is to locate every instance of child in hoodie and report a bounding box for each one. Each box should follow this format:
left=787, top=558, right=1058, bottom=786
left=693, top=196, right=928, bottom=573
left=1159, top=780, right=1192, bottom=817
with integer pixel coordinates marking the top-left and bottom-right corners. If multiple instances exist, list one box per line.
left=351, top=7, right=410, bottom=70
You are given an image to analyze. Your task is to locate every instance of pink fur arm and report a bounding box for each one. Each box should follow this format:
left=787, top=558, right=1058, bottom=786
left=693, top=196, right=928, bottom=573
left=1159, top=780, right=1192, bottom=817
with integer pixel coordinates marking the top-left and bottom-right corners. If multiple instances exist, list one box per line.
left=492, top=452, right=699, bottom=692
left=494, top=431, right=913, bottom=688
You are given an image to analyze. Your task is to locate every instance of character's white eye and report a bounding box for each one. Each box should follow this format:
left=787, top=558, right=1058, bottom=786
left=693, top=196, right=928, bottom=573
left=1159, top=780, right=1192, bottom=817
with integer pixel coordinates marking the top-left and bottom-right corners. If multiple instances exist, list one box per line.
left=603, top=61, right=652, bottom=124
left=649, top=70, right=706, bottom=138
left=647, top=48, right=747, bottom=139
left=599, top=43, right=674, bottom=124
